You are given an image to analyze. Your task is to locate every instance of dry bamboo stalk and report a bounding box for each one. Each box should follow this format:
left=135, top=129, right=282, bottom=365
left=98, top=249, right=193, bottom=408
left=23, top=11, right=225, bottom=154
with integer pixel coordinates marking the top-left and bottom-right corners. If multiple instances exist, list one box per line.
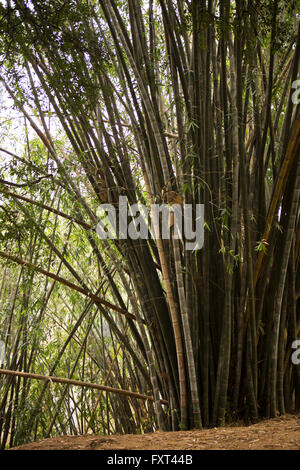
left=143, top=171, right=188, bottom=429
left=0, top=368, right=168, bottom=405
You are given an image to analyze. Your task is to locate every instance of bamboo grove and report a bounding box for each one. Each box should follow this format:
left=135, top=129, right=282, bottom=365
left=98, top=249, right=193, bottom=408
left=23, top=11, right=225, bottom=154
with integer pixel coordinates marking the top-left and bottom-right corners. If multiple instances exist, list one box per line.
left=0, top=0, right=299, bottom=447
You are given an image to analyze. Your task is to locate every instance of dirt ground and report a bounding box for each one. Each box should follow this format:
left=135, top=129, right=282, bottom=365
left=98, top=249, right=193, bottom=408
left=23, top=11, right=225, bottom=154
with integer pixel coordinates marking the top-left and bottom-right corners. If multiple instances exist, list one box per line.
left=10, top=413, right=300, bottom=450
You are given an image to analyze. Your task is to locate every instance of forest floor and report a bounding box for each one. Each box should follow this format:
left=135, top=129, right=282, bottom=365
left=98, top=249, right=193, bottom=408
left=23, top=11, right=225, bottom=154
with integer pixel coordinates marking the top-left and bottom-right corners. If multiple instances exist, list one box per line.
left=10, top=413, right=300, bottom=450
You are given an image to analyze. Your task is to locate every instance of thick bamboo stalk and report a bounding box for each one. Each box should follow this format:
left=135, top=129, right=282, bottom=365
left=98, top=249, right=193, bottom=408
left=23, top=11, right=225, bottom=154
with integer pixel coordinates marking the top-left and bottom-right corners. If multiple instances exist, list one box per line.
left=254, top=108, right=300, bottom=286
left=143, top=172, right=188, bottom=430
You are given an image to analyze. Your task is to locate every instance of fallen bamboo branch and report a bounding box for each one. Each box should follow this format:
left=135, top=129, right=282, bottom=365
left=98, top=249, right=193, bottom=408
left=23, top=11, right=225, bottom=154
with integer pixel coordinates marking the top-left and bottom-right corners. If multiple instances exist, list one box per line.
left=0, top=368, right=168, bottom=405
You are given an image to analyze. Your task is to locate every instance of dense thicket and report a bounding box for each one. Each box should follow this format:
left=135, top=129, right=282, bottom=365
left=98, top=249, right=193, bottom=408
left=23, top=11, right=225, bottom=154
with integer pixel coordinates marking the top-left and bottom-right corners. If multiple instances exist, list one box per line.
left=0, top=0, right=299, bottom=447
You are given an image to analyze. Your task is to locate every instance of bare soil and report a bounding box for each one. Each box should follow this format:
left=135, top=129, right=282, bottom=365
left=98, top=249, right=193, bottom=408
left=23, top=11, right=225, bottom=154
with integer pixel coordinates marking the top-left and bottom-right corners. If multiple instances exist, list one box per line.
left=10, top=413, right=300, bottom=450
